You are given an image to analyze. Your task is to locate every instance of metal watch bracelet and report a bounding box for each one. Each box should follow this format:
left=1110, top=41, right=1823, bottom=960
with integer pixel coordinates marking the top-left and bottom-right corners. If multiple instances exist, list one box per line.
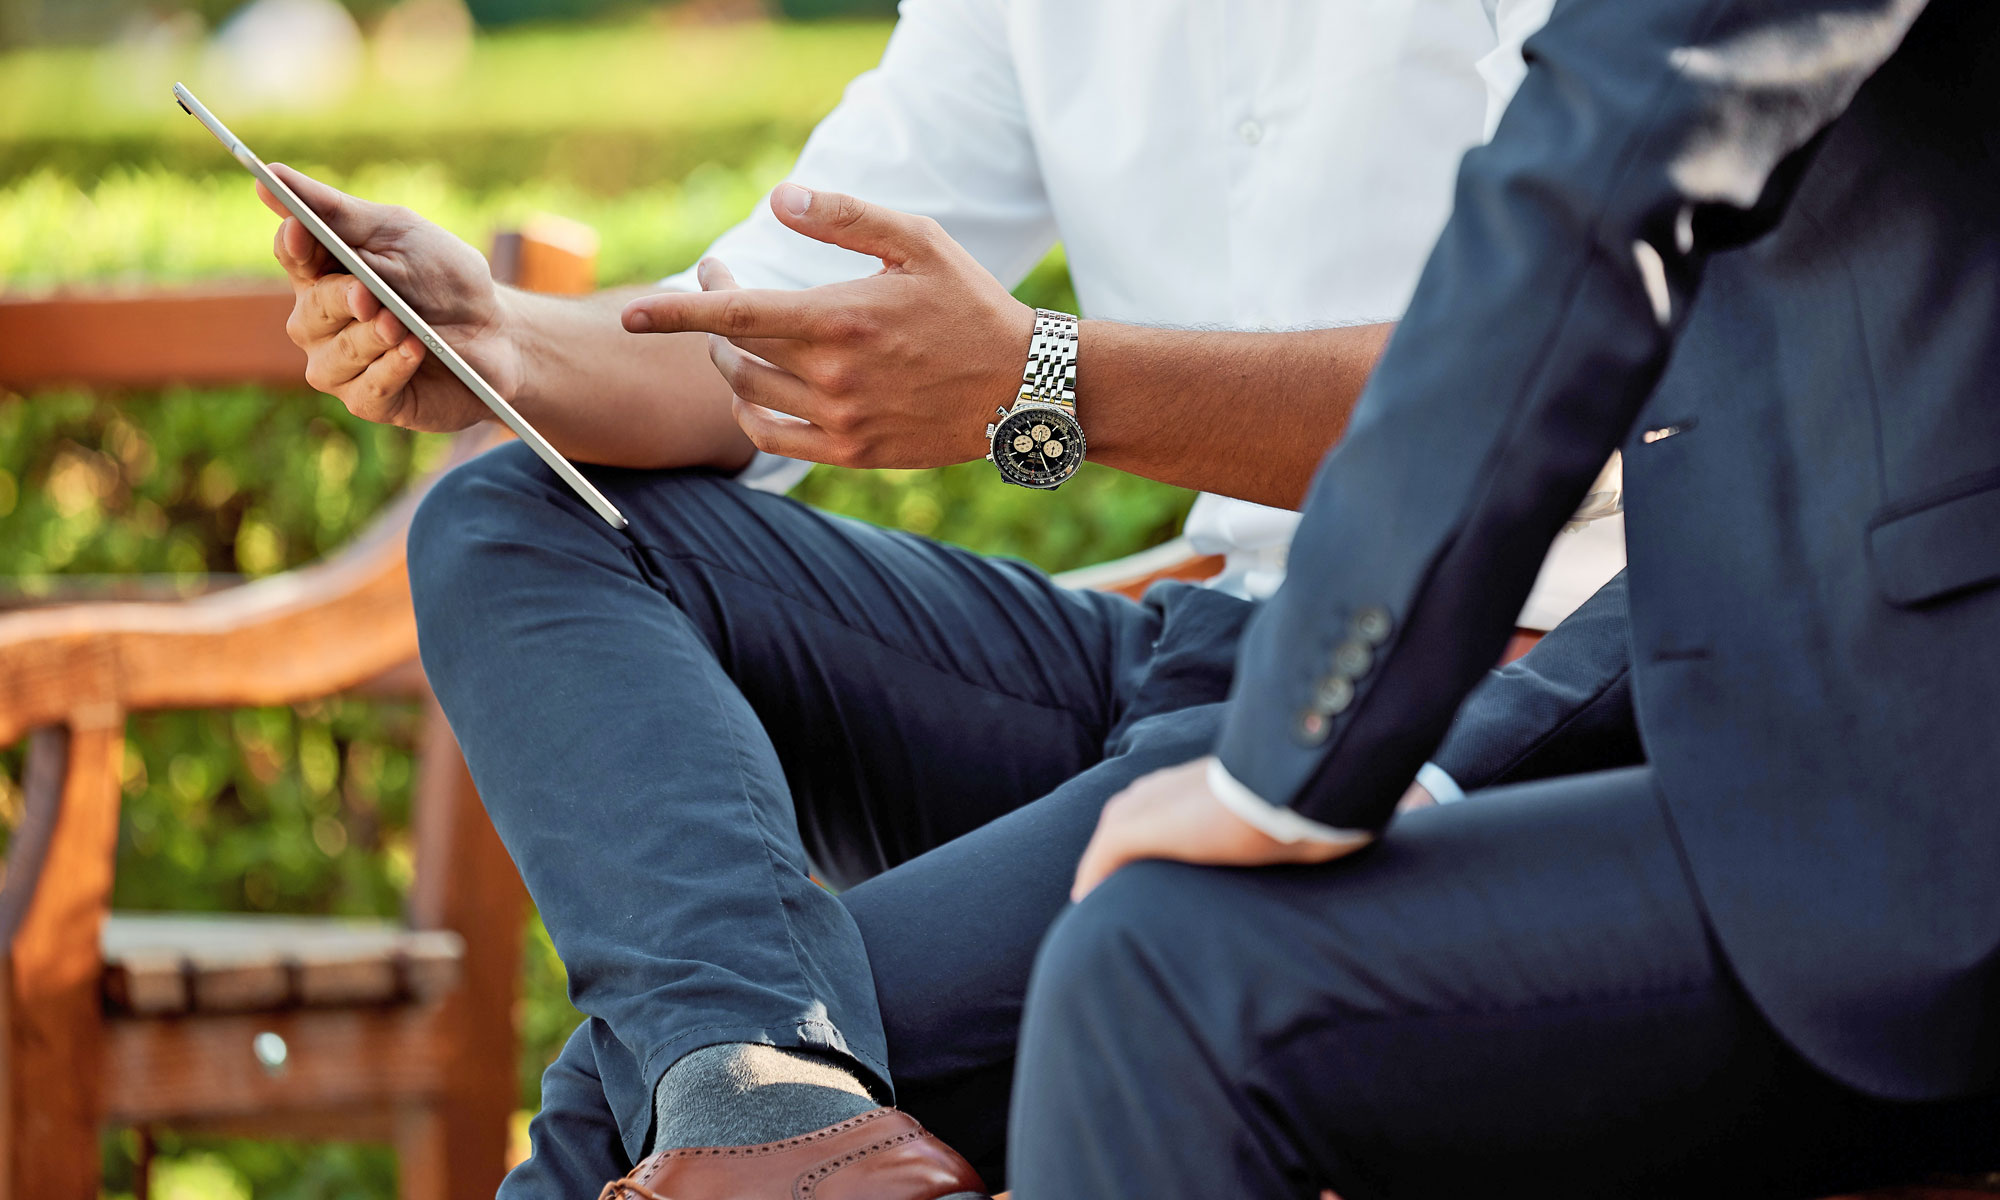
left=1020, top=308, right=1079, bottom=407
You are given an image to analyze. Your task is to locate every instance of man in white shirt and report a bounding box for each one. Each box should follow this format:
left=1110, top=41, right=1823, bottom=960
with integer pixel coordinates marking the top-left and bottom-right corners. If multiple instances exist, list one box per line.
left=266, top=2, right=1613, bottom=1194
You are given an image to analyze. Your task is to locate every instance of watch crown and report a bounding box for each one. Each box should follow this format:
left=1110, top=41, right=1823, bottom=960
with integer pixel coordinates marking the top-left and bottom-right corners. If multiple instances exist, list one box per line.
left=985, top=424, right=997, bottom=438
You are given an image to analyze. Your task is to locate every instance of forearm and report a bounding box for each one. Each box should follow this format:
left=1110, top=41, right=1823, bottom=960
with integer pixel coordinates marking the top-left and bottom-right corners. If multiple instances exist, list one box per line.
left=1079, top=321, right=1393, bottom=510
left=502, top=284, right=756, bottom=473
left=621, top=188, right=1390, bottom=496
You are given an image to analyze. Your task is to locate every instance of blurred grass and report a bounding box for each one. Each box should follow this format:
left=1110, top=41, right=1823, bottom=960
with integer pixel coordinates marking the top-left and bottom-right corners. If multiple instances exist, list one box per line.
left=0, top=19, right=893, bottom=189
left=0, top=14, right=1191, bottom=1198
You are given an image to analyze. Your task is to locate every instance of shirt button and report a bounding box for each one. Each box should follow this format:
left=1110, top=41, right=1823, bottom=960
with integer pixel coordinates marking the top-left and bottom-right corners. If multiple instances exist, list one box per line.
left=1238, top=119, right=1264, bottom=145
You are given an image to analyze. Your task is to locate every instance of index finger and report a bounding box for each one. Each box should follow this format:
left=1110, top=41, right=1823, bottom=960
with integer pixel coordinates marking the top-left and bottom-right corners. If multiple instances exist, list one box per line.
left=270, top=215, right=334, bottom=285
left=623, top=287, right=839, bottom=342
left=294, top=272, right=376, bottom=344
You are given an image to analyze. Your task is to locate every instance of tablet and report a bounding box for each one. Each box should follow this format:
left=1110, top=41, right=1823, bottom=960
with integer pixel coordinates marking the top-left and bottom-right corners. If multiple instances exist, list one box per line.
left=172, top=82, right=630, bottom=530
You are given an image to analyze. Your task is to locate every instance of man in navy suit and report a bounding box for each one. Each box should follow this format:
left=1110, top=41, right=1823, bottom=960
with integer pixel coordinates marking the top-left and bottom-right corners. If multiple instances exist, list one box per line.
left=1007, top=0, right=2000, bottom=1195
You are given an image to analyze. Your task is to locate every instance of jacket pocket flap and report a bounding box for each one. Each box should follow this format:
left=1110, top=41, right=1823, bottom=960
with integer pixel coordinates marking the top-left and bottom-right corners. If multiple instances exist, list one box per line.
left=1868, top=475, right=2000, bottom=607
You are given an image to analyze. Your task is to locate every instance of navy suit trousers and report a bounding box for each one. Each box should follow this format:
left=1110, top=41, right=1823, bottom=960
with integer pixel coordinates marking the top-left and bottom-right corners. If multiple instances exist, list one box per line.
left=1009, top=767, right=2000, bottom=1199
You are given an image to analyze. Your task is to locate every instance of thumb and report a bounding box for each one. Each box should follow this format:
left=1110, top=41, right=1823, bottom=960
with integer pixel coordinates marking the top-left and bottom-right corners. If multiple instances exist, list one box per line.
left=769, top=183, right=944, bottom=266
left=266, top=163, right=398, bottom=247
left=696, top=257, right=741, bottom=292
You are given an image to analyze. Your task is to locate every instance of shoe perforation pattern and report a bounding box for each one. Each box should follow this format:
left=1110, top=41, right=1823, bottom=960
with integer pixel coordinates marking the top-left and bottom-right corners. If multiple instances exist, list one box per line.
left=795, top=1130, right=926, bottom=1198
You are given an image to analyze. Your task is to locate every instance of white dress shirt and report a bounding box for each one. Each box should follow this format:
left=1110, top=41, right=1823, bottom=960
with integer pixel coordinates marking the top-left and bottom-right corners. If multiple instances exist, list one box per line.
left=1216, top=0, right=1590, bottom=839
left=667, top=0, right=1615, bottom=613
left=673, top=0, right=1611, bottom=839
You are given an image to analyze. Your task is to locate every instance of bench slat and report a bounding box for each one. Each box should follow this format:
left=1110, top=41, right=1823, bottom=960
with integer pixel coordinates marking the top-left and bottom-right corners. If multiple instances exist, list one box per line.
left=101, top=913, right=462, bottom=1016
left=0, top=285, right=304, bottom=390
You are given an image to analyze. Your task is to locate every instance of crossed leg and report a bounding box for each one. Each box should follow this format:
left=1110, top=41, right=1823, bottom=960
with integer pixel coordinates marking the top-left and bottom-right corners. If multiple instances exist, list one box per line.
left=406, top=442, right=1245, bottom=1192
left=1007, top=767, right=2000, bottom=1200
left=497, top=701, right=1225, bottom=1197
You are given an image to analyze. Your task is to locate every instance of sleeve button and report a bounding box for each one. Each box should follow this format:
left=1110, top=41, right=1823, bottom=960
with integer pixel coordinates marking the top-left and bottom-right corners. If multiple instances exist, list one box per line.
left=1313, top=676, right=1355, bottom=714
left=1294, top=710, right=1330, bottom=745
left=1351, top=606, right=1393, bottom=646
left=1331, top=639, right=1373, bottom=679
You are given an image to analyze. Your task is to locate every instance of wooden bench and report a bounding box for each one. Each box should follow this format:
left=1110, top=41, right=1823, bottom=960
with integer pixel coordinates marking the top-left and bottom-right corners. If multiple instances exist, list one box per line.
left=0, top=225, right=603, bottom=1200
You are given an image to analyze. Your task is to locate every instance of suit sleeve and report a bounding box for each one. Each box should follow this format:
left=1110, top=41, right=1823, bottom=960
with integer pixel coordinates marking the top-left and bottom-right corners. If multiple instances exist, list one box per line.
left=1430, top=570, right=1643, bottom=792
left=1216, top=0, right=1934, bottom=829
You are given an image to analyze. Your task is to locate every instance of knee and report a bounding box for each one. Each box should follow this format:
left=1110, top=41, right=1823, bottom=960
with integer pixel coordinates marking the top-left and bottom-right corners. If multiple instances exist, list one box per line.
left=407, top=442, right=546, bottom=598
left=1027, top=861, right=1224, bottom=1033
left=406, top=441, right=580, bottom=678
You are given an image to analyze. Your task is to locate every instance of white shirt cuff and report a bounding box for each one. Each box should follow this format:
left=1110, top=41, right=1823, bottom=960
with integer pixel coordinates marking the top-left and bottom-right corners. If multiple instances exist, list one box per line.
left=1206, top=759, right=1375, bottom=847
left=734, top=451, right=814, bottom=495
left=1415, top=762, right=1467, bottom=805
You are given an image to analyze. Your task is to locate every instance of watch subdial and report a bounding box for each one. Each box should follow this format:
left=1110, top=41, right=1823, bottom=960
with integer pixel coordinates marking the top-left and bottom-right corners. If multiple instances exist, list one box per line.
left=1042, top=439, right=1064, bottom=457
left=1031, top=424, right=1052, bottom=443
left=1013, top=434, right=1035, bottom=454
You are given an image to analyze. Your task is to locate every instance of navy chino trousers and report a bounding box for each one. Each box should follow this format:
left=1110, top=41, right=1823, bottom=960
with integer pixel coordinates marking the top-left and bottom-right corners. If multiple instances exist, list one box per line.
left=406, top=442, right=1250, bottom=1192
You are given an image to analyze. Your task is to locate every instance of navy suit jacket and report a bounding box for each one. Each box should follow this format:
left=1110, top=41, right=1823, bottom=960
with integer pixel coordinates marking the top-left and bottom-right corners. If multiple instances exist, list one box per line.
left=1217, top=0, right=2000, bottom=1101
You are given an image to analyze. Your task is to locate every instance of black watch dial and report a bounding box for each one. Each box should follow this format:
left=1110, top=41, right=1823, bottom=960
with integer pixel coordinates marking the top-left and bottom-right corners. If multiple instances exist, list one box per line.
left=992, top=405, right=1085, bottom=489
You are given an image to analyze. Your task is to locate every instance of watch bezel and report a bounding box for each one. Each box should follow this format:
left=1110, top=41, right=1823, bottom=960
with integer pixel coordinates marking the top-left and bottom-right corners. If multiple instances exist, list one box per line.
left=989, top=401, right=1085, bottom=490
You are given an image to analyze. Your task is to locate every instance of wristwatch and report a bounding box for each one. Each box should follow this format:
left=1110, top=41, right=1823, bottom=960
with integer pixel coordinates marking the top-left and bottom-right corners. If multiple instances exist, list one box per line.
left=986, top=308, right=1085, bottom=490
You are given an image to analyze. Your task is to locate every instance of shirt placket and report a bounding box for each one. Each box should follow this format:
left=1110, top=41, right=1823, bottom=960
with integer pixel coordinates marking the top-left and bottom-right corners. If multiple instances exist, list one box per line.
left=1220, top=3, right=1272, bottom=329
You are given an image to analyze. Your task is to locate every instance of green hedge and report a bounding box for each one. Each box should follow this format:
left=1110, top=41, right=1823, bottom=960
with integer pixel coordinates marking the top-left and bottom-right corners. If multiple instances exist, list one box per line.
left=0, top=157, right=802, bottom=288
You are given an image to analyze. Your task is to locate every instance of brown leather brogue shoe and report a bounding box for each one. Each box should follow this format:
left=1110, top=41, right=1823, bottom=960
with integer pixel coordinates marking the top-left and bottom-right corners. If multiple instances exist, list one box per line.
left=598, top=1108, right=988, bottom=1200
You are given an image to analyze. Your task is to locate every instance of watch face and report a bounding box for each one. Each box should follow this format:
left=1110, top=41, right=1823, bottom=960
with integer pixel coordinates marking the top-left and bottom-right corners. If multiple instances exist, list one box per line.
left=992, top=405, right=1085, bottom=488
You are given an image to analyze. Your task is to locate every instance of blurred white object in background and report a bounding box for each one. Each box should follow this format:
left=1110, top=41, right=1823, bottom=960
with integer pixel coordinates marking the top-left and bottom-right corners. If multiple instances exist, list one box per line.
left=96, top=10, right=206, bottom=113
left=375, top=0, right=475, bottom=91
left=205, top=0, right=364, bottom=112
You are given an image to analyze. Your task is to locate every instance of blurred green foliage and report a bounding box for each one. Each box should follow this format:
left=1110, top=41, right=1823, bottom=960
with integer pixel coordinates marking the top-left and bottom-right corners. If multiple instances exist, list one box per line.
left=0, top=0, right=903, bottom=47
left=771, top=0, right=897, bottom=19
left=0, top=156, right=798, bottom=287
left=461, top=0, right=642, bottom=29
left=0, top=19, right=892, bottom=189
left=0, top=15, right=1191, bottom=1198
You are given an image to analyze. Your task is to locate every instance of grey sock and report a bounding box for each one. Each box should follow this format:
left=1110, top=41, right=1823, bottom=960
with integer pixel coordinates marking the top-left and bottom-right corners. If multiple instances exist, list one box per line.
left=650, top=1043, right=881, bottom=1154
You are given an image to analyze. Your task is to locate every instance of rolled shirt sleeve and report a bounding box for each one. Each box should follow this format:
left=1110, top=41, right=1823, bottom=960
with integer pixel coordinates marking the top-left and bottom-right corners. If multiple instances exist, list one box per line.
left=654, top=0, right=1057, bottom=493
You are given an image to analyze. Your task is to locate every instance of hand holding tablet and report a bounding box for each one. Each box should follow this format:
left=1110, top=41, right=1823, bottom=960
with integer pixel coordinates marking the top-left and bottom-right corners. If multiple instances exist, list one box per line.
left=173, top=82, right=629, bottom=529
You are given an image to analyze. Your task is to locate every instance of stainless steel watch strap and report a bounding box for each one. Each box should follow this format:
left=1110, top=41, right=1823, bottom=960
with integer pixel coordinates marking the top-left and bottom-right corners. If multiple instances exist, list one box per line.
left=1019, top=309, right=1079, bottom=410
